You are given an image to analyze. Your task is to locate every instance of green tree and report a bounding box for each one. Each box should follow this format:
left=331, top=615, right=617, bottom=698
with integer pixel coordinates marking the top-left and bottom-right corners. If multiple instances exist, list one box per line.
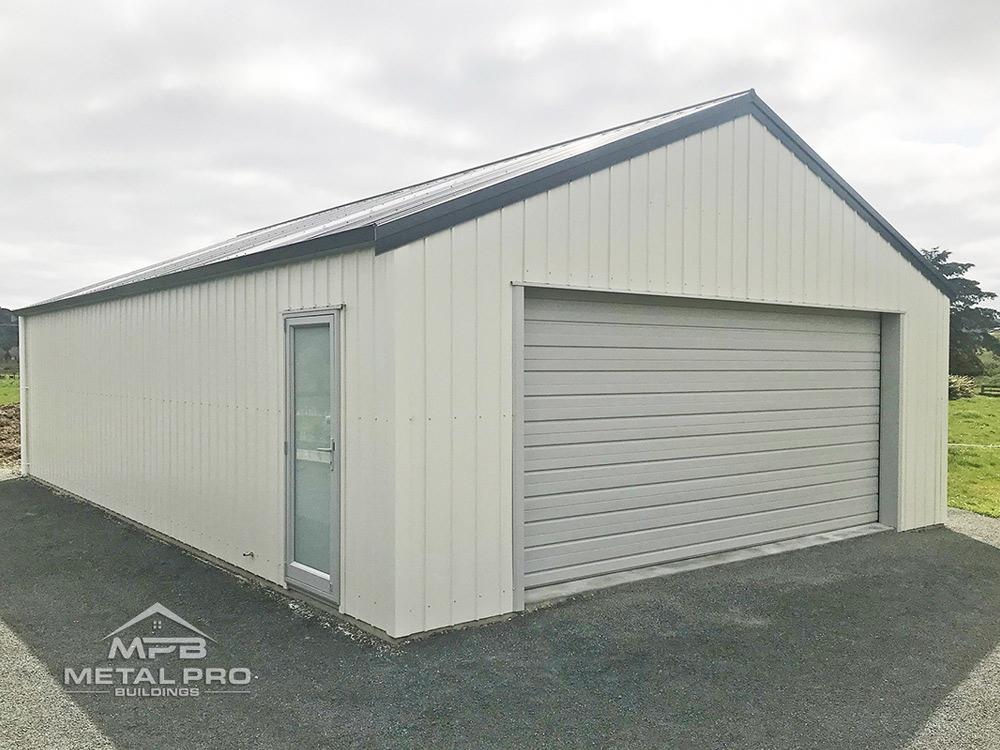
left=0, top=308, right=16, bottom=351
left=921, top=248, right=1000, bottom=375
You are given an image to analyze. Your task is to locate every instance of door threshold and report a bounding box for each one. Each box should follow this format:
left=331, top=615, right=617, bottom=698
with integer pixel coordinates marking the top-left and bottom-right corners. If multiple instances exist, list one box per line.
left=287, top=578, right=339, bottom=607
left=524, top=522, right=892, bottom=606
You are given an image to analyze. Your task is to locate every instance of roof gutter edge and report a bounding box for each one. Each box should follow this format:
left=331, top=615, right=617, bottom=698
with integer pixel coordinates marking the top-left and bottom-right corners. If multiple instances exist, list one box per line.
left=371, top=93, right=757, bottom=255
left=15, top=224, right=377, bottom=316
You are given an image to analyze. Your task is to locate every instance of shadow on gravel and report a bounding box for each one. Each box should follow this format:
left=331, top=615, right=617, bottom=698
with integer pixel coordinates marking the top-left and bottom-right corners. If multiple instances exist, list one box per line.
left=2, top=477, right=1000, bottom=749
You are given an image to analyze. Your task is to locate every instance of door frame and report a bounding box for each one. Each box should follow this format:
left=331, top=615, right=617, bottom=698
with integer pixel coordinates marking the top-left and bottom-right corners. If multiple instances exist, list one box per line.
left=283, top=307, right=343, bottom=604
left=512, top=282, right=902, bottom=608
left=512, top=285, right=526, bottom=611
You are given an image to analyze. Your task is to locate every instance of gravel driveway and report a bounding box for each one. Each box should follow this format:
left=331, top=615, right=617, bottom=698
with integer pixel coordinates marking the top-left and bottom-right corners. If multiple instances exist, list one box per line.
left=2, top=477, right=1000, bottom=749
left=0, top=617, right=114, bottom=750
left=903, top=507, right=1000, bottom=749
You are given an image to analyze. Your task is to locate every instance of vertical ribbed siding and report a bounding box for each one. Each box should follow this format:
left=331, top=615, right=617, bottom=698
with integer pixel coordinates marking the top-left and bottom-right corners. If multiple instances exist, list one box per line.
left=390, top=113, right=947, bottom=636
left=22, top=248, right=395, bottom=632
left=393, top=221, right=516, bottom=632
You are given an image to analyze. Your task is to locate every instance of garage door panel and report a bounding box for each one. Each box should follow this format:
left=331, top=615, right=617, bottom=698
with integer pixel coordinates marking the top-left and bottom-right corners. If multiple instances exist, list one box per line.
left=524, top=369, right=880, bottom=396
left=524, top=406, right=881, bottom=446
left=525, top=461, right=880, bottom=520
left=525, top=423, right=879, bottom=471
left=522, top=514, right=879, bottom=590
left=526, top=295, right=881, bottom=335
left=525, top=496, right=879, bottom=573
left=525, top=479, right=879, bottom=546
left=521, top=292, right=881, bottom=591
left=526, top=351, right=881, bottom=373
left=524, top=388, right=881, bottom=421
left=526, top=346, right=881, bottom=364
left=525, top=324, right=879, bottom=353
left=525, top=442, right=879, bottom=496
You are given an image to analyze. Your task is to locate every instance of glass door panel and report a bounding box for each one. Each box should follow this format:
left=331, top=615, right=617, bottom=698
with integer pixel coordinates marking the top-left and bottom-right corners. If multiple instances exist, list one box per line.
left=285, top=315, right=339, bottom=600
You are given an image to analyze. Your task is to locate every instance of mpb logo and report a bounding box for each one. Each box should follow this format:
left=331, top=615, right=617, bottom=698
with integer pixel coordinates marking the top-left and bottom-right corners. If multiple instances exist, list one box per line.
left=104, top=602, right=212, bottom=660
left=63, top=601, right=252, bottom=698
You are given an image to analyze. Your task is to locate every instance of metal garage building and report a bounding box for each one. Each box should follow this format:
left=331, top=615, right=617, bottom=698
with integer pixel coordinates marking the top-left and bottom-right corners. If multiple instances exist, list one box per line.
left=16, top=91, right=951, bottom=638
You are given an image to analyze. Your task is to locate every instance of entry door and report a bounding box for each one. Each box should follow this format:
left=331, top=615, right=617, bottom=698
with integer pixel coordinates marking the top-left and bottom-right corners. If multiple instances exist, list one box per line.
left=285, top=313, right=340, bottom=601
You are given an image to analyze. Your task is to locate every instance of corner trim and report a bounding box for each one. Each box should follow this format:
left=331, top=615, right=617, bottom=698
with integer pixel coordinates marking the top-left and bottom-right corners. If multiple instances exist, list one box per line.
left=18, top=316, right=28, bottom=476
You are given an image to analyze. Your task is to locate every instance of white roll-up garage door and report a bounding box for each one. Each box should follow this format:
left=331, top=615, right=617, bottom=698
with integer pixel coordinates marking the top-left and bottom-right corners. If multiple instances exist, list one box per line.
left=521, top=289, right=881, bottom=591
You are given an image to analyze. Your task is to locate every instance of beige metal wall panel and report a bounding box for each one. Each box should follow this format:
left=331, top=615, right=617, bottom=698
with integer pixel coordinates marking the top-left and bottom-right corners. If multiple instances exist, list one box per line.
left=389, top=114, right=947, bottom=636
left=21, top=247, right=396, bottom=633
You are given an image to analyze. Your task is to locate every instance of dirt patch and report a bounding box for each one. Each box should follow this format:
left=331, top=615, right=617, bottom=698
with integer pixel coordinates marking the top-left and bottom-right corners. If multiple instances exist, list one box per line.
left=0, top=403, right=19, bottom=470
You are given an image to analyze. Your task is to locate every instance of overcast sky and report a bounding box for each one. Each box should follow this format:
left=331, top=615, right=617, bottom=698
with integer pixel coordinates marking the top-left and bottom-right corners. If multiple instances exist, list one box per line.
left=2, top=0, right=999, bottom=310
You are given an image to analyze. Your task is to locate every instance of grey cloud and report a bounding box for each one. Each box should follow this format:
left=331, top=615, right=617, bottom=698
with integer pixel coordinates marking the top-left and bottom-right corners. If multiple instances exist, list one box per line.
left=1, top=0, right=999, bottom=308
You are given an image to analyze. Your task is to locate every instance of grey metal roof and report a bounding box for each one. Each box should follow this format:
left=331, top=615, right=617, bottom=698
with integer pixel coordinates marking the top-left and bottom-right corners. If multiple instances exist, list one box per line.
left=18, top=90, right=953, bottom=314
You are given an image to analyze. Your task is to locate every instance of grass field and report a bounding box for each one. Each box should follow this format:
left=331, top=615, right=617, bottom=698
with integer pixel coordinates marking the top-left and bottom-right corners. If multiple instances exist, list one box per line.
left=0, top=376, right=18, bottom=469
left=949, top=395, right=1000, bottom=517
left=0, top=376, right=18, bottom=406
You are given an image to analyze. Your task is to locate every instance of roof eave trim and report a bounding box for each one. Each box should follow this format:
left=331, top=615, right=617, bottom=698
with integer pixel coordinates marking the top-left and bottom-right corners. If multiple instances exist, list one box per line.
left=15, top=224, right=377, bottom=316
left=367, top=91, right=953, bottom=300
left=371, top=93, right=756, bottom=255
left=23, top=89, right=953, bottom=314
